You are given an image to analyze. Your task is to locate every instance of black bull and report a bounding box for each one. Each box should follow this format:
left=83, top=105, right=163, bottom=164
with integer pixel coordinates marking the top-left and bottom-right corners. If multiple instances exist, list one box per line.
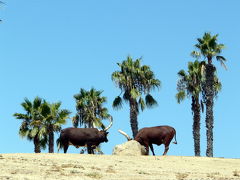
left=57, top=118, right=113, bottom=154
left=57, top=128, right=109, bottom=153
left=119, top=126, right=177, bottom=155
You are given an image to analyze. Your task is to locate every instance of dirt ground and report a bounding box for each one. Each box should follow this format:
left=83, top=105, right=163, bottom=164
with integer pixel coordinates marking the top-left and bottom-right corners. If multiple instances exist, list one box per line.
left=0, top=153, right=240, bottom=180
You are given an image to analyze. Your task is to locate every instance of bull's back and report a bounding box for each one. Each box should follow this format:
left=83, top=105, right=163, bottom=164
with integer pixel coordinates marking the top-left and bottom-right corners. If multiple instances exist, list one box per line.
left=61, top=128, right=99, bottom=145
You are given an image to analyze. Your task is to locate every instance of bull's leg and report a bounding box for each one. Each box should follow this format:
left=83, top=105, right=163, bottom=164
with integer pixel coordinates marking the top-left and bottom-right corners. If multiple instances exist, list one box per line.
left=91, top=146, right=96, bottom=154
left=63, top=144, right=69, bottom=153
left=91, top=148, right=95, bottom=154
left=149, top=143, right=155, bottom=156
left=87, top=145, right=94, bottom=154
left=89, top=146, right=94, bottom=154
left=163, top=145, right=169, bottom=156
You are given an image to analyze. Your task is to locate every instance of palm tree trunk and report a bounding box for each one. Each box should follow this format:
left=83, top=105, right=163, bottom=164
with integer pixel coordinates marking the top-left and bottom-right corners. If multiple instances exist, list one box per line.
left=130, top=98, right=138, bottom=138
left=205, top=62, right=215, bottom=157
left=87, top=122, right=94, bottom=154
left=48, top=126, right=54, bottom=153
left=192, top=96, right=201, bottom=156
left=34, top=135, right=41, bottom=153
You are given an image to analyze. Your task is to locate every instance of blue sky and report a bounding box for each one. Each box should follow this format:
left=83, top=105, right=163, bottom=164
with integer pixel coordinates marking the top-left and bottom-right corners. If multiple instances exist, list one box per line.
left=1, top=0, right=240, bottom=158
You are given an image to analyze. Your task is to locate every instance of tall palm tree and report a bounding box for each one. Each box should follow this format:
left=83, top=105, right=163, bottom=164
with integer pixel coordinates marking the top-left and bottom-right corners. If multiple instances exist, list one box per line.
left=13, top=97, right=47, bottom=153
left=112, top=56, right=161, bottom=138
left=41, top=101, right=71, bottom=153
left=193, top=32, right=226, bottom=157
left=73, top=88, right=112, bottom=154
left=176, top=60, right=205, bottom=156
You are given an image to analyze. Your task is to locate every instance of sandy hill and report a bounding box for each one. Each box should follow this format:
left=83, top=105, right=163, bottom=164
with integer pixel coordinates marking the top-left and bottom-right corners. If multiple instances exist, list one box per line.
left=0, top=153, right=240, bottom=180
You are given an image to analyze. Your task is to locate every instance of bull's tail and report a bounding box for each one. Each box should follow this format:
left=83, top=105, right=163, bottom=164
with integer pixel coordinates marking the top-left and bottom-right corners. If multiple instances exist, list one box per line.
left=56, top=134, right=64, bottom=152
left=172, top=129, right=177, bottom=144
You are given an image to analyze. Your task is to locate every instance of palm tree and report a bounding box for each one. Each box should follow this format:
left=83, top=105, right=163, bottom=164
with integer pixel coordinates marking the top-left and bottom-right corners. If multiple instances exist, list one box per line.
left=0, top=1, right=4, bottom=22
left=13, top=97, right=47, bottom=153
left=193, top=32, right=226, bottom=157
left=176, top=60, right=205, bottom=156
left=112, top=56, right=161, bottom=138
left=73, top=88, right=112, bottom=154
left=41, top=101, right=71, bottom=153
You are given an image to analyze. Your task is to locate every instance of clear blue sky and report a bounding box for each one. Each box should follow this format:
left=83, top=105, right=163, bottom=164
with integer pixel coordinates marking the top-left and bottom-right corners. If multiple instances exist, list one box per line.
left=1, top=0, right=239, bottom=158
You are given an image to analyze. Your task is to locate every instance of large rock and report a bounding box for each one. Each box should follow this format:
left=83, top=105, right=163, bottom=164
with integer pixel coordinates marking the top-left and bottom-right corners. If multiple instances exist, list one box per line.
left=112, top=140, right=147, bottom=156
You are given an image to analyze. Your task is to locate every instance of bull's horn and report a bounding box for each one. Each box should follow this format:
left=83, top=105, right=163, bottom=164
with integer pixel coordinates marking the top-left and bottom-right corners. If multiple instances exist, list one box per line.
left=118, top=129, right=131, bottom=141
left=104, top=116, right=113, bottom=131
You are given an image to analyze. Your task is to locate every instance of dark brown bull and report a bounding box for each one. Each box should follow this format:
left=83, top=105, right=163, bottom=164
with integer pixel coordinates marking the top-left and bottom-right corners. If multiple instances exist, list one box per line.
left=57, top=117, right=113, bottom=154
left=119, top=126, right=177, bottom=156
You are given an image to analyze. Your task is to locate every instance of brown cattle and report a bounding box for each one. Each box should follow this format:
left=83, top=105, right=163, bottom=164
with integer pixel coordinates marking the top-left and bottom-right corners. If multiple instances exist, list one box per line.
left=119, top=126, right=177, bottom=156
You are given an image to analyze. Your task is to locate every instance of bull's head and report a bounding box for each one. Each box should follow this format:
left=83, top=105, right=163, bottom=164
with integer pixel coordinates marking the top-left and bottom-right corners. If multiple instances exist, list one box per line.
left=99, top=131, right=109, bottom=142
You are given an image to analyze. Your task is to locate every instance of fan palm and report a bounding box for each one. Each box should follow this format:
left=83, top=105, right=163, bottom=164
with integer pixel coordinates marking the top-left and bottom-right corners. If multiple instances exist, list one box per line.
left=176, top=60, right=205, bottom=156
left=41, top=101, right=71, bottom=153
left=193, top=32, right=226, bottom=157
left=13, top=97, right=47, bottom=153
left=73, top=88, right=112, bottom=154
left=112, top=56, right=161, bottom=138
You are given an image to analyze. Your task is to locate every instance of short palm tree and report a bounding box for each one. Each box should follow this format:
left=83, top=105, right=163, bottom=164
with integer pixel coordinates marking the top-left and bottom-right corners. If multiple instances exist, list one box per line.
left=176, top=60, right=205, bottom=156
left=41, top=101, right=71, bottom=153
left=193, top=32, right=226, bottom=157
left=13, top=97, right=47, bottom=153
left=73, top=88, right=112, bottom=154
left=112, top=56, right=161, bottom=138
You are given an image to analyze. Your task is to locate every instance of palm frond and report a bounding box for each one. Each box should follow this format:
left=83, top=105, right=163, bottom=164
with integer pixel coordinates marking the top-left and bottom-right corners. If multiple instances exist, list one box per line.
left=112, top=96, right=123, bottom=110
left=21, top=98, right=32, bottom=113
left=13, top=113, right=29, bottom=120
left=176, top=60, right=205, bottom=103
left=145, top=94, right=158, bottom=108
left=40, top=102, right=51, bottom=117
left=19, top=124, right=30, bottom=138
left=177, top=70, right=186, bottom=78
left=176, top=91, right=186, bottom=104
left=59, top=109, right=71, bottom=119
left=130, top=88, right=140, bottom=99
left=33, top=97, right=43, bottom=109
left=72, top=115, right=79, bottom=127
left=216, top=56, right=227, bottom=70
left=191, top=51, right=201, bottom=58
left=38, top=126, right=47, bottom=140
left=138, top=97, right=145, bottom=111
left=214, top=78, right=222, bottom=92
left=123, top=91, right=130, bottom=102
left=30, top=127, right=39, bottom=138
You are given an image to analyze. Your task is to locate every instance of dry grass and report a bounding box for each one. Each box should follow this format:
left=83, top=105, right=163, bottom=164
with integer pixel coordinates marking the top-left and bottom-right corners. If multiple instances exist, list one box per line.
left=0, top=154, right=240, bottom=180
left=85, top=172, right=102, bottom=179
left=233, top=170, right=240, bottom=177
left=176, top=173, right=189, bottom=180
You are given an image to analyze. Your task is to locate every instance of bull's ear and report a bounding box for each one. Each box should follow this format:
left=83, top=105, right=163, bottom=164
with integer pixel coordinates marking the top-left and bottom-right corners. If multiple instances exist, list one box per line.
left=106, top=132, right=109, bottom=135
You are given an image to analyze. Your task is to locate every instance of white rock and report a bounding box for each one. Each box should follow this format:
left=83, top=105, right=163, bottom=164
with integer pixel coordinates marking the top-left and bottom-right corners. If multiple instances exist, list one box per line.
left=112, top=140, right=147, bottom=156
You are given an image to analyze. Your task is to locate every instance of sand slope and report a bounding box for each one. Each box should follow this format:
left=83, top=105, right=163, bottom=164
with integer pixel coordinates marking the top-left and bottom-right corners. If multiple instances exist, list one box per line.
left=0, top=154, right=240, bottom=180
